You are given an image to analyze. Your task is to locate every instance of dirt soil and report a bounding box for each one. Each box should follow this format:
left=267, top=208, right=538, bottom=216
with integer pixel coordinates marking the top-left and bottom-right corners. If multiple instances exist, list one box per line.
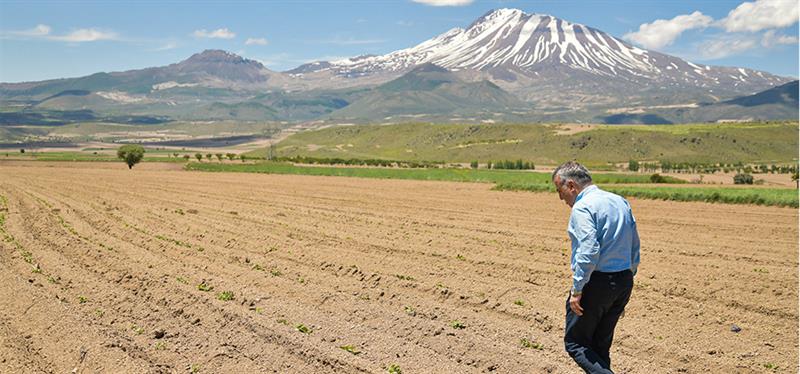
left=0, top=164, right=796, bottom=373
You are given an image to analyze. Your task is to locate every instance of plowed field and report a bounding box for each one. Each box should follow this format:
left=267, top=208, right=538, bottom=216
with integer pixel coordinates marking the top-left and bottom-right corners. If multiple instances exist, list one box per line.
left=0, top=163, right=796, bottom=373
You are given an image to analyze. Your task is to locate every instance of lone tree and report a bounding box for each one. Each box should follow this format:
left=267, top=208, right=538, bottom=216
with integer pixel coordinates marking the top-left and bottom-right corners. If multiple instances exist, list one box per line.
left=117, top=144, right=145, bottom=169
left=195, top=153, right=203, bottom=162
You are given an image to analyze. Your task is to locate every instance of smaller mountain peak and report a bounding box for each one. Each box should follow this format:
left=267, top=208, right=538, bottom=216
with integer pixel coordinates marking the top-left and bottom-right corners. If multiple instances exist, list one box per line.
left=185, top=50, right=256, bottom=65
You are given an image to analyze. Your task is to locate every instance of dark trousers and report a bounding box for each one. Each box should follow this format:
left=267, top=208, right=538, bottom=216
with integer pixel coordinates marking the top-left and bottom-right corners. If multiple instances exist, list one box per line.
left=564, top=270, right=633, bottom=374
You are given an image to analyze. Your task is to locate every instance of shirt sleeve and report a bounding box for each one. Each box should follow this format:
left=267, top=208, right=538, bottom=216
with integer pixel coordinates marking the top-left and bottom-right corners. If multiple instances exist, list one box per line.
left=630, top=212, right=640, bottom=276
left=569, top=205, right=600, bottom=293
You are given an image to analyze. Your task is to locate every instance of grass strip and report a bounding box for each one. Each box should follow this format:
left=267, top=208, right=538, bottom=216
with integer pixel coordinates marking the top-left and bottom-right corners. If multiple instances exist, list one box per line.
left=494, top=183, right=798, bottom=208
left=185, top=161, right=684, bottom=185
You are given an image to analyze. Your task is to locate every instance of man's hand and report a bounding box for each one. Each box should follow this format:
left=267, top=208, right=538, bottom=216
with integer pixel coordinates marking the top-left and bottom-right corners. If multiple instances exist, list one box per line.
left=569, top=293, right=584, bottom=316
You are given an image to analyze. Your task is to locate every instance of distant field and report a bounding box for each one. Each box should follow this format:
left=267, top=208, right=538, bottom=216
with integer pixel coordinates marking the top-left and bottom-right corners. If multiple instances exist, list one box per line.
left=186, top=162, right=798, bottom=207
left=253, top=121, right=799, bottom=165
left=0, top=120, right=285, bottom=144
left=186, top=161, right=684, bottom=185
left=495, top=183, right=798, bottom=208
left=3, top=150, right=191, bottom=162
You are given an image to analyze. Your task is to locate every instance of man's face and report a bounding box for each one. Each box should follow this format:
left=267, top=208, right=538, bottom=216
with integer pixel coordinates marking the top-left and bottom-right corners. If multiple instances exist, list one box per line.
left=553, top=175, right=579, bottom=208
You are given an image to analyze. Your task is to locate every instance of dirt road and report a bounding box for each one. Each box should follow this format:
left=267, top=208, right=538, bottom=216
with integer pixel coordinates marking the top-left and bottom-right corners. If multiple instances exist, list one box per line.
left=0, top=164, right=796, bottom=373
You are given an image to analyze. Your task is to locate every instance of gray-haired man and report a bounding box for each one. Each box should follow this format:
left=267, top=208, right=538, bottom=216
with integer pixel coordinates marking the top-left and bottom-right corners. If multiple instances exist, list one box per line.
left=552, top=161, right=640, bottom=374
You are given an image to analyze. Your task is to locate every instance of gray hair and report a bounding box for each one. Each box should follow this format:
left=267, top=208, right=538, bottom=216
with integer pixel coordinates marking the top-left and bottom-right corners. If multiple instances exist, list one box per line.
left=552, top=161, right=593, bottom=187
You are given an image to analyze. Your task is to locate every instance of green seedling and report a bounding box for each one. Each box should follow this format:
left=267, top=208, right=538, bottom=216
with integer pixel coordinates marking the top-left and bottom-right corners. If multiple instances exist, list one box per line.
left=450, top=320, right=466, bottom=329
left=521, top=338, right=543, bottom=350
left=252, top=264, right=263, bottom=271
left=155, top=341, right=166, bottom=350
left=131, top=325, right=145, bottom=335
left=395, top=274, right=415, bottom=281
left=270, top=269, right=282, bottom=277
left=176, top=277, right=188, bottom=284
left=31, top=264, right=42, bottom=273
left=217, top=291, right=234, bottom=301
left=764, top=363, right=778, bottom=370
left=295, top=324, right=312, bottom=334
left=277, top=319, right=289, bottom=325
left=190, top=364, right=201, bottom=373
left=456, top=254, right=466, bottom=261
left=387, top=364, right=402, bottom=374
left=95, top=309, right=104, bottom=317
left=339, top=345, right=361, bottom=355
left=404, top=306, right=416, bottom=316
left=78, top=296, right=88, bottom=304
left=197, top=282, right=213, bottom=292
left=513, top=300, right=525, bottom=306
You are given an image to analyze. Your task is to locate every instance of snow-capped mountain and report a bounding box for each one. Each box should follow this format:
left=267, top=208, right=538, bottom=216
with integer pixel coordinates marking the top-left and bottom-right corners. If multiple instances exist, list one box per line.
left=291, top=8, right=788, bottom=105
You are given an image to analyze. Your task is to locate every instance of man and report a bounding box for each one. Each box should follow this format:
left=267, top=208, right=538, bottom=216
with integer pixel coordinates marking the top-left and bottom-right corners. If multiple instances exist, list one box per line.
left=552, top=161, right=640, bottom=374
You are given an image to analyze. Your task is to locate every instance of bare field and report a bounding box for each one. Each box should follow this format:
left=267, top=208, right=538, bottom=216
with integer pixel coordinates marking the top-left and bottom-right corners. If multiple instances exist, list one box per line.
left=0, top=165, right=796, bottom=373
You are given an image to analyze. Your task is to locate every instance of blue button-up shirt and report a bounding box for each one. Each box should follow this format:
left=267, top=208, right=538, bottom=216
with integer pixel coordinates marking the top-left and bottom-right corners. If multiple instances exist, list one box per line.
left=568, top=185, right=640, bottom=293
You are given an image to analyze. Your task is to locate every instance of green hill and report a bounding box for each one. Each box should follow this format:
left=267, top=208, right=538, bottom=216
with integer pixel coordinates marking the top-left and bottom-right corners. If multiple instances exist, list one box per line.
left=253, top=121, right=799, bottom=165
left=328, top=64, right=525, bottom=121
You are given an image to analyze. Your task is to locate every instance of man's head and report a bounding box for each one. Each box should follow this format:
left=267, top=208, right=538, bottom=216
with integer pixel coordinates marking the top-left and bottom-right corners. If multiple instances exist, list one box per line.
left=552, top=161, right=593, bottom=207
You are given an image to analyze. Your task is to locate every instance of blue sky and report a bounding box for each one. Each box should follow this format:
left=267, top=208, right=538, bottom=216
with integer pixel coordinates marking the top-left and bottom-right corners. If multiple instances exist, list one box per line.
left=0, top=0, right=797, bottom=82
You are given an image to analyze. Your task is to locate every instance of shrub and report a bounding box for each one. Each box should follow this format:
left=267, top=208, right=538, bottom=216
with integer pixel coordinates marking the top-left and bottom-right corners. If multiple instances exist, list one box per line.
left=470, top=161, right=478, bottom=169
left=195, top=153, right=203, bottom=162
left=628, top=160, right=639, bottom=172
left=733, top=173, right=754, bottom=185
left=183, top=154, right=191, bottom=161
left=116, top=144, right=145, bottom=169
left=649, top=173, right=667, bottom=183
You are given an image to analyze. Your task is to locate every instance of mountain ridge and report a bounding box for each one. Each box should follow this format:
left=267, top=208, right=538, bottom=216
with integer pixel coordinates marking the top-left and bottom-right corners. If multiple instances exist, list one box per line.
left=0, top=9, right=796, bottom=124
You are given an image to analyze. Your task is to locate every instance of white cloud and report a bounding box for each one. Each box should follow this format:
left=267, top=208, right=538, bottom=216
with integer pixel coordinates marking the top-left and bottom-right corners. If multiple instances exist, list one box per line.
left=761, top=29, right=799, bottom=47
left=14, top=24, right=51, bottom=36
left=5, top=24, right=116, bottom=42
left=193, top=28, right=236, bottom=39
left=245, top=37, right=268, bottom=45
left=697, top=35, right=759, bottom=59
left=718, top=0, right=799, bottom=32
left=50, top=28, right=118, bottom=42
left=153, top=41, right=178, bottom=51
left=624, top=11, right=713, bottom=50
left=411, top=0, right=473, bottom=6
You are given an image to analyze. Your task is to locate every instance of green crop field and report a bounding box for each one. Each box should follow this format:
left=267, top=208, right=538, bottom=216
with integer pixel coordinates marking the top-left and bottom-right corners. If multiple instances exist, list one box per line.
left=185, top=161, right=685, bottom=185
left=251, top=121, right=798, bottom=165
left=494, top=183, right=798, bottom=208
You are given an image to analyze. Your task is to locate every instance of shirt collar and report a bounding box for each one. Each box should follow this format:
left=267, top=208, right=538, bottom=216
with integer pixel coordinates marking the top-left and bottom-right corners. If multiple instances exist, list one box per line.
left=575, top=184, right=597, bottom=203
